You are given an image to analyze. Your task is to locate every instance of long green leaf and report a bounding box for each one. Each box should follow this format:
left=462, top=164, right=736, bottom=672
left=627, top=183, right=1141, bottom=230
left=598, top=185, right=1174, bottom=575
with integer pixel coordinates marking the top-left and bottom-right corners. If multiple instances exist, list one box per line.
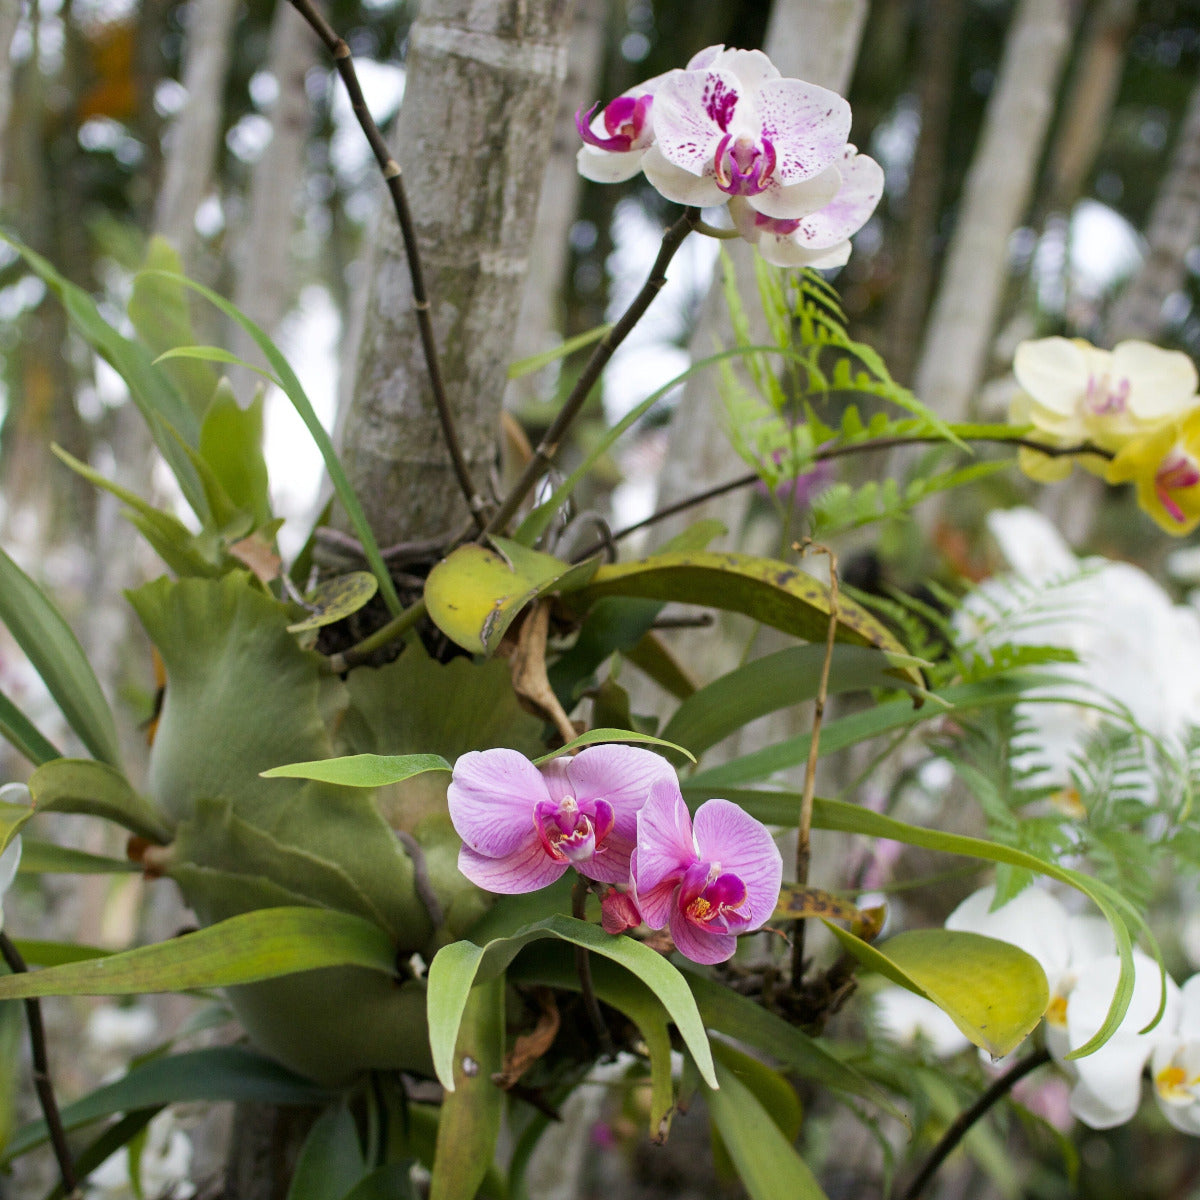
left=533, top=727, right=694, bottom=765
left=24, top=759, right=170, bottom=845
left=426, top=915, right=716, bottom=1092
left=507, top=322, right=611, bottom=379
left=687, top=675, right=1102, bottom=789
left=0, top=232, right=208, bottom=520
left=662, top=643, right=926, bottom=758
left=686, top=786, right=1141, bottom=1059
left=0, top=547, right=121, bottom=766
left=0, top=907, right=397, bottom=1001
left=260, top=753, right=451, bottom=787
left=287, top=1104, right=366, bottom=1200
left=2, top=1046, right=335, bottom=1163
left=12, top=941, right=112, bottom=967
left=141, top=272, right=402, bottom=616
left=429, top=976, right=505, bottom=1200
left=703, top=1056, right=829, bottom=1200
left=17, top=840, right=139, bottom=876
left=0, top=689, right=60, bottom=766
left=42, top=1108, right=161, bottom=1200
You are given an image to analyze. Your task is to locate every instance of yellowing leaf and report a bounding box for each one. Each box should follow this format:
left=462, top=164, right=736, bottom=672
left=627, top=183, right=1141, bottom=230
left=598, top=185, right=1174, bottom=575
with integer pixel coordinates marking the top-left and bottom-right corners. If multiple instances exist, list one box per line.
left=424, top=538, right=598, bottom=656
left=826, top=925, right=1048, bottom=1058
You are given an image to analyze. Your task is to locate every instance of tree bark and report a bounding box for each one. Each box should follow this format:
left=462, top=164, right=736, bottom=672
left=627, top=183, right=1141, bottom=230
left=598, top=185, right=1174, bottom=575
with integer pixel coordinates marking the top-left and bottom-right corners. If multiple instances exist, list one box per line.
left=910, top=0, right=1074, bottom=424
left=1106, top=61, right=1200, bottom=342
left=505, top=0, right=607, bottom=412
left=0, top=0, right=22, bottom=190
left=882, top=0, right=966, bottom=386
left=153, top=0, right=240, bottom=259
left=334, top=0, right=574, bottom=548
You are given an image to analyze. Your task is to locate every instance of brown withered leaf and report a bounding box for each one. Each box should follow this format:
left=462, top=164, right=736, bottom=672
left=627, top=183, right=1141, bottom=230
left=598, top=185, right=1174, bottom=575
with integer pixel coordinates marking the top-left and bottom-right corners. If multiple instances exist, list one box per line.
left=493, top=988, right=560, bottom=1089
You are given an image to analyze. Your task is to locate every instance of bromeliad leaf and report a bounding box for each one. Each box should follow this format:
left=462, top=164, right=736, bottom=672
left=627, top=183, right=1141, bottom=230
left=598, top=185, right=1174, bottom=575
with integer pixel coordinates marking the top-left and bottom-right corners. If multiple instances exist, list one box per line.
left=825, top=926, right=1049, bottom=1058
left=0, top=546, right=122, bottom=766
left=425, top=538, right=599, bottom=655
left=260, top=754, right=451, bottom=787
left=0, top=907, right=397, bottom=1001
left=567, top=550, right=921, bottom=685
left=426, top=915, right=716, bottom=1092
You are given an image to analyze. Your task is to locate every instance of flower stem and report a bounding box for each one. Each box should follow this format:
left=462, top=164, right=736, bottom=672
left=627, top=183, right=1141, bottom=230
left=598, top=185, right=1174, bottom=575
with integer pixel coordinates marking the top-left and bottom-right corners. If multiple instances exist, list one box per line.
left=287, top=0, right=488, bottom=532
left=900, top=1046, right=1052, bottom=1200
left=0, top=933, right=78, bottom=1197
left=572, top=877, right=613, bottom=1058
left=483, top=207, right=703, bottom=539
left=791, top=544, right=838, bottom=986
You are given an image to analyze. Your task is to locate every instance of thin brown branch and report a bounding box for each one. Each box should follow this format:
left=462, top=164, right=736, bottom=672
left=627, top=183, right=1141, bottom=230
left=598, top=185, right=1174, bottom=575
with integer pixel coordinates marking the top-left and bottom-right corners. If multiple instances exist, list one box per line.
left=900, top=1046, right=1052, bottom=1200
left=483, top=206, right=703, bottom=538
left=791, top=544, right=838, bottom=986
left=572, top=432, right=1116, bottom=560
left=0, top=933, right=79, bottom=1197
left=287, top=0, right=488, bottom=531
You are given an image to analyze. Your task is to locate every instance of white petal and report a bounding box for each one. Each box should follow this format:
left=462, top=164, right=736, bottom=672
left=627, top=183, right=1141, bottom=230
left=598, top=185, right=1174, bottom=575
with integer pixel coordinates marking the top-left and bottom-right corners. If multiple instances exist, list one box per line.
left=756, top=234, right=850, bottom=270
left=710, top=48, right=780, bottom=91
left=751, top=163, right=841, bottom=220
left=755, top=77, right=852, bottom=183
left=642, top=145, right=728, bottom=207
left=1069, top=1075, right=1143, bottom=1129
left=577, top=145, right=646, bottom=184
left=785, top=152, right=884, bottom=248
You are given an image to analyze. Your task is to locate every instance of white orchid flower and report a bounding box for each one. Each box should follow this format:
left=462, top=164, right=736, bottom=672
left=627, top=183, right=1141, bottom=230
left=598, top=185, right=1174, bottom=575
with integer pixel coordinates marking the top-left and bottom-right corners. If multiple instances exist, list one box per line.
left=1151, top=975, right=1200, bottom=1135
left=578, top=44, right=882, bottom=267
left=1064, top=951, right=1180, bottom=1129
left=872, top=987, right=970, bottom=1057
left=945, top=884, right=1179, bottom=1129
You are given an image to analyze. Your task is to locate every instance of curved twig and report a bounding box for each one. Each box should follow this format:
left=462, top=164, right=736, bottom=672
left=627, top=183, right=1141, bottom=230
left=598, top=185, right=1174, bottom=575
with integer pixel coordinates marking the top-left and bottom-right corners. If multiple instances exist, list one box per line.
left=288, top=0, right=487, bottom=531
left=900, top=1046, right=1052, bottom=1200
left=483, top=207, right=703, bottom=538
left=0, top=933, right=79, bottom=1197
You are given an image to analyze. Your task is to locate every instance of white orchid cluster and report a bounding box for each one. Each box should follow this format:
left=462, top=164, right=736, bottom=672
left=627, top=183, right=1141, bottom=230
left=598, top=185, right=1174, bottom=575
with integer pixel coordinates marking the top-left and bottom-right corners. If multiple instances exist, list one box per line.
left=879, top=884, right=1200, bottom=1133
left=958, top=507, right=1200, bottom=793
left=576, top=45, right=883, bottom=269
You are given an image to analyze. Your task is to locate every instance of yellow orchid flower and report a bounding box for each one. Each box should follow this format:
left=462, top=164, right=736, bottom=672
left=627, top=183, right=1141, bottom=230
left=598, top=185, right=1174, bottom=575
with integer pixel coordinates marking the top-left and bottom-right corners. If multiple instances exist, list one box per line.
left=1107, top=408, right=1200, bottom=535
left=1011, top=337, right=1199, bottom=479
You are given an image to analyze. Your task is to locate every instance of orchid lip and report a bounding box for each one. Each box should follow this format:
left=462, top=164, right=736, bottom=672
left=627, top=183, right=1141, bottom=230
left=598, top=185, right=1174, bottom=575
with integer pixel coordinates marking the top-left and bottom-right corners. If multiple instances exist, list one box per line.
left=576, top=94, right=653, bottom=154
left=1085, top=372, right=1130, bottom=415
left=532, top=795, right=614, bottom=864
left=714, top=134, right=775, bottom=197
left=1156, top=449, right=1200, bottom=522
left=679, top=861, right=748, bottom=926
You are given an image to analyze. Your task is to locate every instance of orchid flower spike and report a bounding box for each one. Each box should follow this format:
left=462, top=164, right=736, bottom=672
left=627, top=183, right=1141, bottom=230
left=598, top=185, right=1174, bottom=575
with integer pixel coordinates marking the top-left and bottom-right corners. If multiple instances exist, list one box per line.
left=447, top=744, right=678, bottom=894
left=632, top=782, right=781, bottom=965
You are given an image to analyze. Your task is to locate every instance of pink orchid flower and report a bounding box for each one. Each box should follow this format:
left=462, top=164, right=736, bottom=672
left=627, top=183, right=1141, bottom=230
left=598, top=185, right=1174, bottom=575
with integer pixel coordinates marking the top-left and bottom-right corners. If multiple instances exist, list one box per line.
left=632, top=782, right=781, bottom=965
left=447, top=744, right=678, bottom=894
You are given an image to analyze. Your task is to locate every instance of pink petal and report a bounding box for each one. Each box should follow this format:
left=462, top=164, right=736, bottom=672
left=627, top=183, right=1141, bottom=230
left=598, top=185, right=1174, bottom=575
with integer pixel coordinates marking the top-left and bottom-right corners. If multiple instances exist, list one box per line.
left=670, top=907, right=737, bottom=964
left=457, top=839, right=567, bottom=894
left=577, top=828, right=636, bottom=885
left=566, top=743, right=678, bottom=844
left=652, top=68, right=744, bottom=176
left=751, top=163, right=842, bottom=220
left=756, top=78, right=851, bottom=184
left=632, top=869, right=680, bottom=930
left=692, top=799, right=781, bottom=928
left=447, top=749, right=548, bottom=859
left=787, top=151, right=883, bottom=248
left=641, top=145, right=728, bottom=206
left=633, top=781, right=696, bottom=896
